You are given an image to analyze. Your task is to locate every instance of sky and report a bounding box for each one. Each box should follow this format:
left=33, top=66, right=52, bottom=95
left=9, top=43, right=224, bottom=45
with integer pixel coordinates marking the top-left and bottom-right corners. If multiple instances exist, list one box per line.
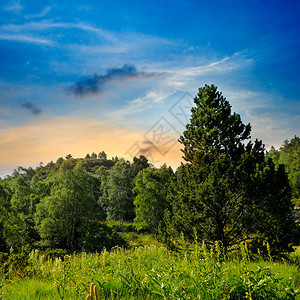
left=0, top=0, right=299, bottom=176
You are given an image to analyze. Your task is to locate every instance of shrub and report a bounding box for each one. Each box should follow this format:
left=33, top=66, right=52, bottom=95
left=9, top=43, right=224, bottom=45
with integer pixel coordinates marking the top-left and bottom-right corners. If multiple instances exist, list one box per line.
left=78, top=221, right=126, bottom=252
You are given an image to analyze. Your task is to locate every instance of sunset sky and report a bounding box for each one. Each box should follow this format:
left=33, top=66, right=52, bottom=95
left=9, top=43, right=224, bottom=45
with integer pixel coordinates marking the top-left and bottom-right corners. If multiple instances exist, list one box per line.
left=0, top=0, right=299, bottom=177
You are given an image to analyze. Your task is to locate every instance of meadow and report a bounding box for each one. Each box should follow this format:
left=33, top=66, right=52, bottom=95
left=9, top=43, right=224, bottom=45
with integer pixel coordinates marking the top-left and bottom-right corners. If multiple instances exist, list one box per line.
left=0, top=240, right=299, bottom=299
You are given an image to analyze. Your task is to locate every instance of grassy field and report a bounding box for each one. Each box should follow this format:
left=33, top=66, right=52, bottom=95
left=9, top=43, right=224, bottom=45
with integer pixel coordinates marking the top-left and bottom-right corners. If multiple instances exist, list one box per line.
left=0, top=242, right=299, bottom=299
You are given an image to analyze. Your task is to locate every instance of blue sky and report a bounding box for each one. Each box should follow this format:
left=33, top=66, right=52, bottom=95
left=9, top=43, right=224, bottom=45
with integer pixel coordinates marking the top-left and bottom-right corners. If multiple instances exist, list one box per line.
left=0, top=0, right=299, bottom=176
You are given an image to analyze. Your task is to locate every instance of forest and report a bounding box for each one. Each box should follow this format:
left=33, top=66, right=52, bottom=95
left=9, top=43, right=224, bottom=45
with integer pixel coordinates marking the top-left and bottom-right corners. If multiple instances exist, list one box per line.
left=0, top=85, right=299, bottom=299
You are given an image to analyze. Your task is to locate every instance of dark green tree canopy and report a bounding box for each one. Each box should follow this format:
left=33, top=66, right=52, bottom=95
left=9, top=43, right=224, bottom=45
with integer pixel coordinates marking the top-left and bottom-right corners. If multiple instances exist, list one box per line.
left=91, top=152, right=97, bottom=159
left=98, top=151, right=107, bottom=160
left=180, top=85, right=253, bottom=163
left=165, top=85, right=296, bottom=253
left=130, top=155, right=150, bottom=177
left=267, top=136, right=300, bottom=205
left=65, top=154, right=72, bottom=160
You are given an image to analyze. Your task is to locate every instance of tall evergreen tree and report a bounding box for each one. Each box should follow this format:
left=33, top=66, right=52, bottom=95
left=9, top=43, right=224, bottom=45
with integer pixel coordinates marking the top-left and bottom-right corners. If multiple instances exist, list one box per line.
left=165, top=85, right=296, bottom=253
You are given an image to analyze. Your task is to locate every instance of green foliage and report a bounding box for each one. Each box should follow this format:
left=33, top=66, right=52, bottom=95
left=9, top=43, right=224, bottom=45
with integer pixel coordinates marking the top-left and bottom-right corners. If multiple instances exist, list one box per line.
left=65, top=154, right=72, bottom=160
left=130, top=155, right=150, bottom=177
left=98, top=151, right=107, bottom=160
left=99, top=159, right=135, bottom=223
left=41, top=248, right=68, bottom=260
left=0, top=183, right=11, bottom=252
left=268, top=136, right=300, bottom=206
left=34, top=160, right=99, bottom=249
left=0, top=167, right=41, bottom=251
left=0, top=152, right=137, bottom=254
left=56, top=157, right=64, bottom=164
left=78, top=221, right=126, bottom=252
left=165, top=85, right=296, bottom=253
left=0, top=245, right=32, bottom=279
left=133, top=164, right=174, bottom=232
left=0, top=245, right=299, bottom=299
left=91, top=152, right=97, bottom=159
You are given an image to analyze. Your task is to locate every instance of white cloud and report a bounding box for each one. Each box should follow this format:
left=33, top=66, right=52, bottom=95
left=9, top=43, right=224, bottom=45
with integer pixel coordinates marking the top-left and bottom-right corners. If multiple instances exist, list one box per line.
left=1, top=20, right=116, bottom=42
left=25, top=5, right=54, bottom=19
left=0, top=33, right=53, bottom=45
left=4, top=0, right=23, bottom=14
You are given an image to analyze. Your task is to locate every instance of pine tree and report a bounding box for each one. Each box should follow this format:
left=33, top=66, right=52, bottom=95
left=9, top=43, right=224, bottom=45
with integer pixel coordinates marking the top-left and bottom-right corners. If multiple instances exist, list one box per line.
left=165, top=85, right=296, bottom=253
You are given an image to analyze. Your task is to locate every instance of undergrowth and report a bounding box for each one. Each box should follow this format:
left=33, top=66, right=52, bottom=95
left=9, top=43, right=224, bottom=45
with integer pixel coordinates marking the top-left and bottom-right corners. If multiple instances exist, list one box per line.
left=0, top=243, right=299, bottom=299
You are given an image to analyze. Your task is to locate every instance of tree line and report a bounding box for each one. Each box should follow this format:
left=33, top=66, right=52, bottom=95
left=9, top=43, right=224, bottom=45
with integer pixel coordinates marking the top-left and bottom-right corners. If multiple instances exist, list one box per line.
left=0, top=85, right=299, bottom=255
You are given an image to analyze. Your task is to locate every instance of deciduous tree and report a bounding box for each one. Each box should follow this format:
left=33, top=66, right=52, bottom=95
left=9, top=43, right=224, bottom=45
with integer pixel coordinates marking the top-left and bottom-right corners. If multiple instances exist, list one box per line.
left=133, top=164, right=174, bottom=232
left=35, top=161, right=98, bottom=249
left=100, top=159, right=134, bottom=224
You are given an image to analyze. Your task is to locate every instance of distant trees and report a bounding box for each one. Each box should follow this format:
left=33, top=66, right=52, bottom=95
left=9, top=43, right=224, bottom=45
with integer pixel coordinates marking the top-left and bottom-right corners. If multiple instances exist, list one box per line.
left=84, top=151, right=107, bottom=160
left=267, top=136, right=300, bottom=206
left=130, top=155, right=150, bottom=177
left=56, top=157, right=64, bottom=164
left=133, top=164, right=174, bottom=232
left=163, top=85, right=296, bottom=253
left=91, top=152, right=97, bottom=159
left=0, top=152, right=155, bottom=252
left=98, top=151, right=107, bottom=160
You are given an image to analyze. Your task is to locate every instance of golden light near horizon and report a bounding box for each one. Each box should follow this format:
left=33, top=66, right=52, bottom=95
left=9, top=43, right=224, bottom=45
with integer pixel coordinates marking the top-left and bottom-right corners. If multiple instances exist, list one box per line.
left=0, top=116, right=183, bottom=176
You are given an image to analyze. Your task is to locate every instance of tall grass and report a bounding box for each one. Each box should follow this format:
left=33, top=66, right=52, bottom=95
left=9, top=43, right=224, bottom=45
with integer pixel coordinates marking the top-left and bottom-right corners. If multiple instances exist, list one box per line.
left=0, top=244, right=299, bottom=299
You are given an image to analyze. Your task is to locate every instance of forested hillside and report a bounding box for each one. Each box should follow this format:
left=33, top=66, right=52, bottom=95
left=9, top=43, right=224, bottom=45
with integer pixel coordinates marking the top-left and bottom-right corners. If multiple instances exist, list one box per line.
left=0, top=85, right=299, bottom=256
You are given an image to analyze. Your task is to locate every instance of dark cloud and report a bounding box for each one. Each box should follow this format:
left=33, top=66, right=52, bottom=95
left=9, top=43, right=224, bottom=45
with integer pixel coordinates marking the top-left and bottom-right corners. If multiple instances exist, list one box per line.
left=20, top=102, right=42, bottom=115
left=69, top=64, right=158, bottom=97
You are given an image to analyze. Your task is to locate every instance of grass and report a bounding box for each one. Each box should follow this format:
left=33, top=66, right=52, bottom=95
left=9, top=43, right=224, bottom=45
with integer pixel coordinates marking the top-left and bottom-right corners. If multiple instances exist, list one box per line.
left=0, top=243, right=299, bottom=299
left=0, top=279, right=62, bottom=299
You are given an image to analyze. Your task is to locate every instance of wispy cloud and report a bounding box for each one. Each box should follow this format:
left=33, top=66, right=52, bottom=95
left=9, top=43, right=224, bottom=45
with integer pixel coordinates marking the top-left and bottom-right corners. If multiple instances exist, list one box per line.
left=1, top=20, right=116, bottom=42
left=69, top=64, right=161, bottom=97
left=0, top=19, right=172, bottom=63
left=170, top=53, right=253, bottom=77
left=25, top=5, right=54, bottom=19
left=4, top=0, right=23, bottom=14
left=0, top=34, right=52, bottom=45
left=20, top=102, right=42, bottom=115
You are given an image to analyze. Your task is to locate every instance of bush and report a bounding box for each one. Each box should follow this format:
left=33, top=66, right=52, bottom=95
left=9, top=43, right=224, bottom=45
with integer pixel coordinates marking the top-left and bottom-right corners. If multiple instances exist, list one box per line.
left=112, top=223, right=137, bottom=233
left=1, top=248, right=30, bottom=278
left=42, top=248, right=68, bottom=260
left=78, top=221, right=126, bottom=252
left=0, top=252, right=8, bottom=264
